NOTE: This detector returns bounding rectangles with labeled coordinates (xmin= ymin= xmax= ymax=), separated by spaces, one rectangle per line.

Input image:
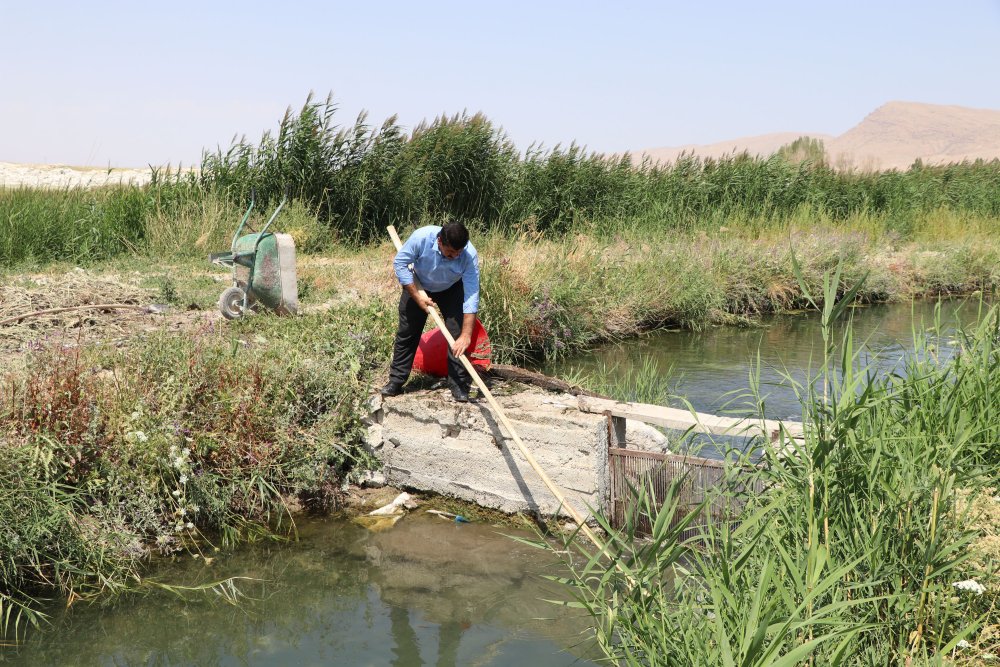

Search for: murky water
xmin=542 ymin=296 xmax=988 ymax=440
xmin=4 ymin=515 xmax=598 ymax=666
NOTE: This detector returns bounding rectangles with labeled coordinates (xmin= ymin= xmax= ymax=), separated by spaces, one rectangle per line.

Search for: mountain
xmin=635 ymin=101 xmax=1000 ymax=170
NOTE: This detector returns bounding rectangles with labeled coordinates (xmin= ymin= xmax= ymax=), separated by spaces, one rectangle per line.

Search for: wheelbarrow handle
xmin=231 ymin=199 xmax=256 ymax=249
xmin=258 ymin=198 xmax=287 ymax=237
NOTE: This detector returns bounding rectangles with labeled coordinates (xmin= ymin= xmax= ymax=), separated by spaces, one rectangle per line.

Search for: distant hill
xmin=636 ymin=101 xmax=1000 ymax=171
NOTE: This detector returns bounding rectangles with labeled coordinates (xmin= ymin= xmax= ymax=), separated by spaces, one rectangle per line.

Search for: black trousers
xmin=388 ymin=280 xmax=471 ymax=390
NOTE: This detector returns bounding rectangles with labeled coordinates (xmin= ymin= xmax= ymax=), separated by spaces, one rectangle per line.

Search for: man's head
xmin=437 ymin=221 xmax=469 ymax=260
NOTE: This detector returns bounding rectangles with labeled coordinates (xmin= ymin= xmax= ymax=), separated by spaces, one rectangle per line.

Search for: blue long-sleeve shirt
xmin=393 ymin=226 xmax=480 ymax=314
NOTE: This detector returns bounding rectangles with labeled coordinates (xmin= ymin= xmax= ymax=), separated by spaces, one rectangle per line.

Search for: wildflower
xmin=181 ymin=448 xmax=190 ymax=458
xmin=190 ymin=504 xmax=200 ymax=513
xmin=172 ymin=489 xmax=181 ymax=497
xmin=175 ymin=523 xmax=184 ymax=532
xmin=186 ymin=522 xmax=194 ymax=529
xmin=956 ymin=639 xmax=971 ymax=649
xmin=179 ymin=507 xmax=187 ymax=516
xmin=179 ymin=474 xmax=188 ymax=485
xmin=953 ymin=579 xmax=986 ymax=595
xmin=173 ymin=457 xmax=185 ymax=469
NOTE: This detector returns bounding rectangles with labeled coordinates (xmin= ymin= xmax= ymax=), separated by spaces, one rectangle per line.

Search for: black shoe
xmin=380 ymin=382 xmax=404 ymax=397
xmin=450 ymin=385 xmax=470 ymax=403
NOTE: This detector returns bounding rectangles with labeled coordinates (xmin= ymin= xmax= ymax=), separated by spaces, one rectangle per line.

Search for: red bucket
xmin=413 ymin=319 xmax=492 ymax=377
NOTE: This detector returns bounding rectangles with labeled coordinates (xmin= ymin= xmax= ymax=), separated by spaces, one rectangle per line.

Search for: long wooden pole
xmin=387 ymin=226 xmax=604 ymax=548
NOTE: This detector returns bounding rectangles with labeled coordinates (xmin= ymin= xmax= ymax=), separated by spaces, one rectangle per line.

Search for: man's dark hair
xmin=439 ymin=221 xmax=469 ymax=250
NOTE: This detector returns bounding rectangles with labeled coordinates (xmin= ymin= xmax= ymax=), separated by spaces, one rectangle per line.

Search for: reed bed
xmin=6 ymin=93 xmax=1000 ymax=270
xmin=546 ymin=274 xmax=1000 ymax=665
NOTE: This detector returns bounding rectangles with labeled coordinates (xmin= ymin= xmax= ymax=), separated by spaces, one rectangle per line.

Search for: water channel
xmin=5 ymin=297 xmax=988 ymax=665
xmin=6 ymin=515 xmax=599 ymax=666
xmin=543 ymin=296 xmax=987 ymax=425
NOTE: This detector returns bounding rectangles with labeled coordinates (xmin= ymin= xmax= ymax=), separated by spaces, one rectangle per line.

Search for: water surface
xmin=6 ymin=515 xmax=597 ymax=666
xmin=542 ymin=297 xmax=986 ymax=428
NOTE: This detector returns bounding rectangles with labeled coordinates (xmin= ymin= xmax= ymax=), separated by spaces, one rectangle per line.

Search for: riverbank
xmin=2 ymin=221 xmax=999 ymax=658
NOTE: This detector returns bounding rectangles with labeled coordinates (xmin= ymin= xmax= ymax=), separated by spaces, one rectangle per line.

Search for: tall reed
xmin=7 ymin=93 xmax=1000 ymax=268
xmin=545 ymin=272 xmax=999 ymax=664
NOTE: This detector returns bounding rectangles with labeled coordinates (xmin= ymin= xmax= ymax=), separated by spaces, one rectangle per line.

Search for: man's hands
xmin=416 ymin=293 xmax=436 ymax=313
xmin=405 ymin=283 xmax=436 ymax=313
xmin=452 ymin=313 xmax=476 ymax=358
xmin=407 ymin=284 xmax=475 ymax=358
xmin=451 ymin=332 xmax=471 ymax=357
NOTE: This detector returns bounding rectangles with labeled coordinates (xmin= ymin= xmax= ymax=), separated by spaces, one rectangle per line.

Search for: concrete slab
xmin=366 ymin=383 xmax=668 ymax=519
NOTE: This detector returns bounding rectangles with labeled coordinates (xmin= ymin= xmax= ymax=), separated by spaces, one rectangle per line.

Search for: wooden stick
xmin=0 ymin=303 xmax=154 ymax=327
xmin=387 ymin=226 xmax=604 ymax=548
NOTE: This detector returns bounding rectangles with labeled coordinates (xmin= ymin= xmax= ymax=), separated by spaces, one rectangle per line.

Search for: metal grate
xmin=608 ymin=448 xmax=763 ymax=540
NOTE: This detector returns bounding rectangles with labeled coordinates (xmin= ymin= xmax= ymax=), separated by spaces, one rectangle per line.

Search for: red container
xmin=413 ymin=319 xmax=492 ymax=377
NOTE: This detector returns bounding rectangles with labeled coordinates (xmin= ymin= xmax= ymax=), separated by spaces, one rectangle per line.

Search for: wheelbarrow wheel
xmin=218 ymin=286 xmax=247 ymax=320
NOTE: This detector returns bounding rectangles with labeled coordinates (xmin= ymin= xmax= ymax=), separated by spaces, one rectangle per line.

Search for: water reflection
xmin=5 ymin=515 xmax=597 ymax=666
xmin=543 ymin=297 xmax=986 ymax=422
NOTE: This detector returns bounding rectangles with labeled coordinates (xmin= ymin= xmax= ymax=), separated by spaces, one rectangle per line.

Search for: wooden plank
xmin=578 ymin=395 xmax=803 ymax=439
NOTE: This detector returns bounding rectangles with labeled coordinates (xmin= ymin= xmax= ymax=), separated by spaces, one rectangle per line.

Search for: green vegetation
xmin=3 ymin=94 xmax=1000 ymax=658
xmin=544 ymin=275 xmax=1000 ymax=664
xmin=0 ymin=303 xmax=393 ymax=640
xmin=776 ymin=135 xmax=828 ymax=165
xmin=5 ymin=93 xmax=1000 ymax=268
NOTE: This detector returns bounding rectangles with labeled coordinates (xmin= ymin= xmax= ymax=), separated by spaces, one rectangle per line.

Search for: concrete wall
xmin=365 ymin=385 xmax=668 ymax=520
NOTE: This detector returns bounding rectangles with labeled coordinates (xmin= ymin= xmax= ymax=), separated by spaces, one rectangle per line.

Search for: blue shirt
xmin=393 ymin=226 xmax=480 ymax=314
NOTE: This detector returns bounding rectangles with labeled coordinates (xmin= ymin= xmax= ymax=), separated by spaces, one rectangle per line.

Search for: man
xmin=381 ymin=221 xmax=480 ymax=402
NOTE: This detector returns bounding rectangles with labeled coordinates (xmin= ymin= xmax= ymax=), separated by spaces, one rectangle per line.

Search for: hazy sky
xmin=3 ymin=1 xmax=999 ymax=167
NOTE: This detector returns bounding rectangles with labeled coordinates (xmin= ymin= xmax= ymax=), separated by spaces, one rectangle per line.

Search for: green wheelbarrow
xmin=209 ymin=197 xmax=299 ymax=320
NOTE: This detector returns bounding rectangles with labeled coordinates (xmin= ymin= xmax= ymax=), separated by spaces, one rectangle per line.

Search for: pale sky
xmin=3 ymin=0 xmax=999 ymax=167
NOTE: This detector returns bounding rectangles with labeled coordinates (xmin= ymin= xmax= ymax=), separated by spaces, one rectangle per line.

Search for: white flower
xmin=955 ymin=639 xmax=971 ymax=649
xmin=179 ymin=507 xmax=187 ymax=516
xmin=171 ymin=489 xmax=181 ymax=497
xmin=169 ymin=445 xmax=178 ymax=455
xmin=175 ymin=523 xmax=184 ymax=532
xmin=181 ymin=448 xmax=190 ymax=458
xmin=173 ymin=457 xmax=185 ymax=469
xmin=953 ymin=579 xmax=986 ymax=595
xmin=179 ymin=474 xmax=188 ymax=485
xmin=186 ymin=522 xmax=194 ymax=529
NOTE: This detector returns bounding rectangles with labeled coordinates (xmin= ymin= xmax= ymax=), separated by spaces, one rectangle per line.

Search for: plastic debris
xmin=368 ymin=492 xmax=417 ymax=516
xmin=427 ymin=509 xmax=472 ymax=523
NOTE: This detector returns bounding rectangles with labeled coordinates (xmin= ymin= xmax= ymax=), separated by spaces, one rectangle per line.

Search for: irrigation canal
xmin=542 ymin=296 xmax=986 ymax=439
xmin=6 ymin=296 xmax=986 ymax=665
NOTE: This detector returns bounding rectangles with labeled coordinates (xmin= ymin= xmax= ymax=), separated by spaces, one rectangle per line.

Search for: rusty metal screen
xmin=608 ymin=448 xmax=762 ymax=540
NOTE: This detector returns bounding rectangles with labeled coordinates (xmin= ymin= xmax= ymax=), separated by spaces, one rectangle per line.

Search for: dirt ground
xmin=0 ymin=249 xmax=402 ymax=361
xmin=0 ymin=269 xmax=218 ymax=358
